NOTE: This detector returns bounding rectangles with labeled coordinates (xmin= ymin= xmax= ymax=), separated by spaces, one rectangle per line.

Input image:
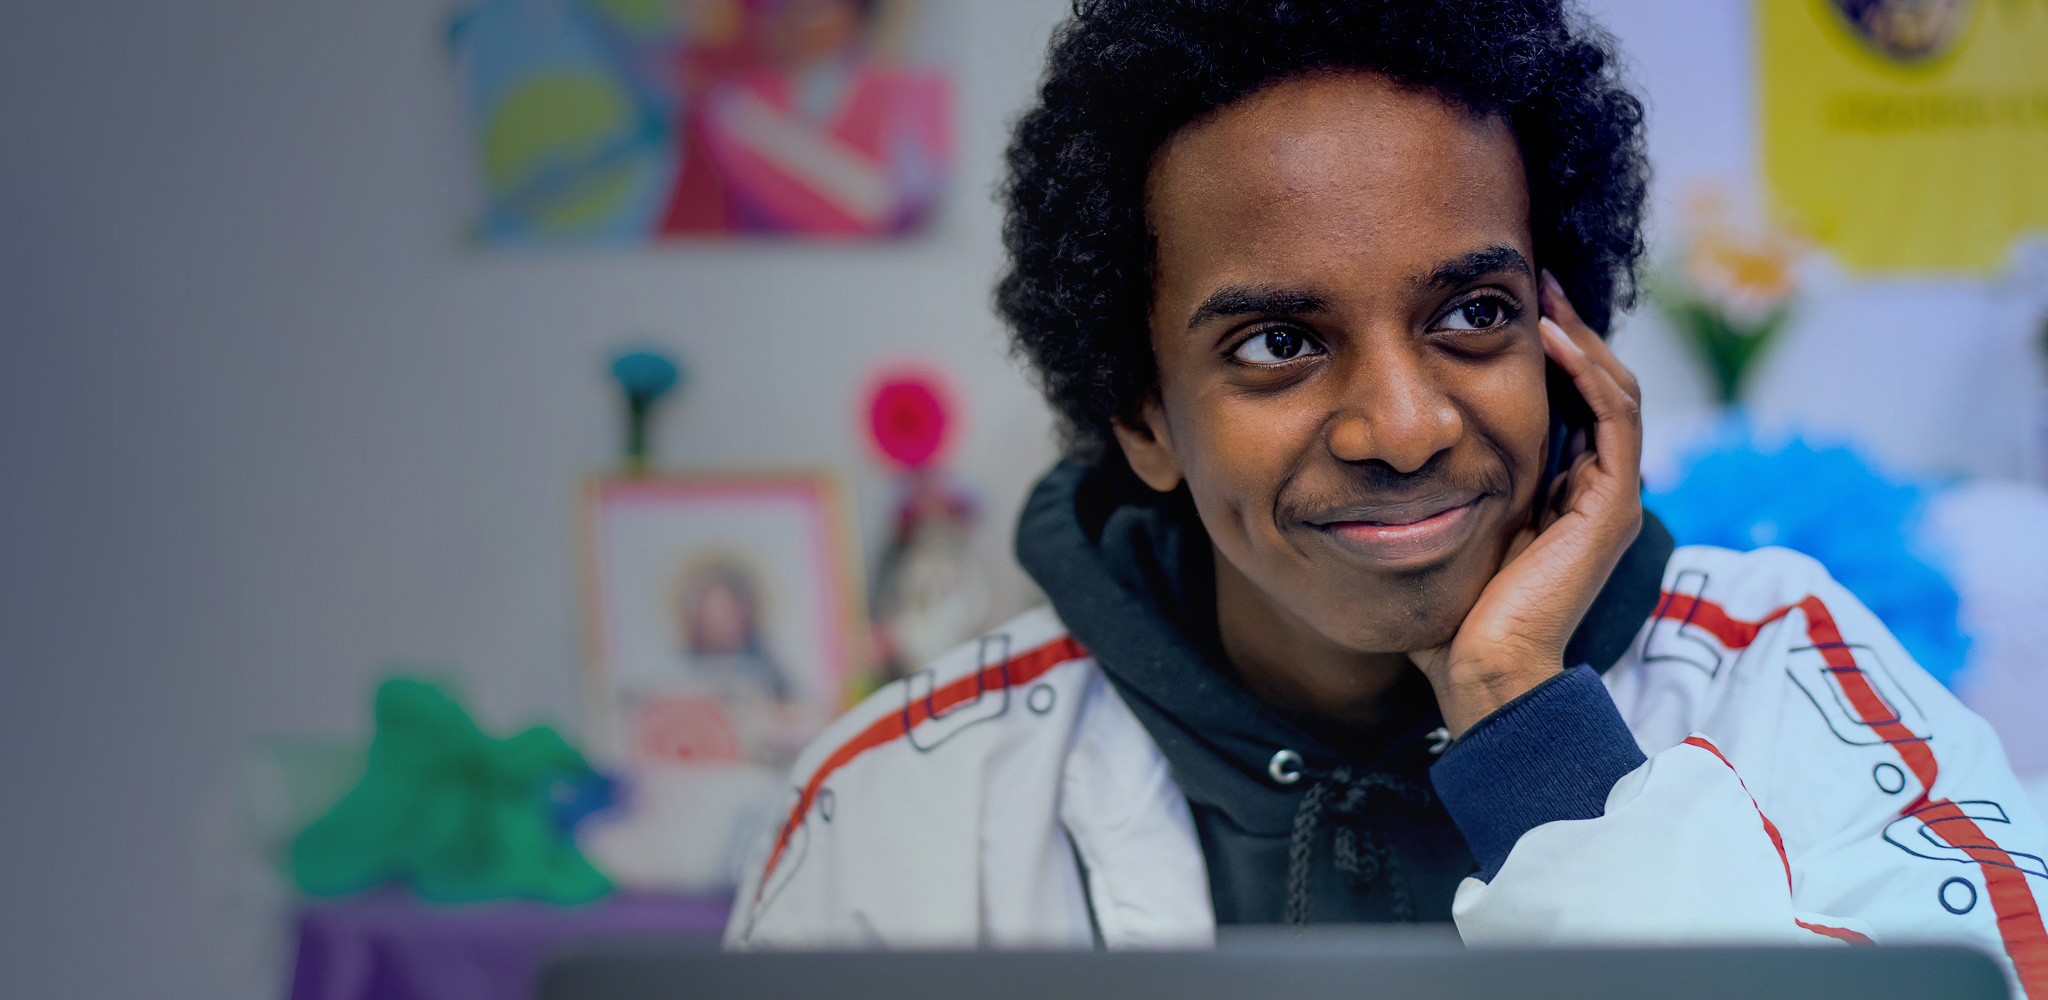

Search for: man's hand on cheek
xmin=1409 ymin=271 xmax=1643 ymax=738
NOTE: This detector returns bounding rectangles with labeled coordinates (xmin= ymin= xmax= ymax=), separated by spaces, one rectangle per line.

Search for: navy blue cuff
xmin=1428 ymin=664 xmax=1647 ymax=881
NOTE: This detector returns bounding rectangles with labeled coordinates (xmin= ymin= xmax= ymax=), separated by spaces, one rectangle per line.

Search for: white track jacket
xmin=726 ymin=543 xmax=2048 ymax=999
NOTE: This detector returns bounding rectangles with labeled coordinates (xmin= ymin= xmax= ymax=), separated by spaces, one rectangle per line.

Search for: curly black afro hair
xmin=996 ymin=0 xmax=1649 ymax=465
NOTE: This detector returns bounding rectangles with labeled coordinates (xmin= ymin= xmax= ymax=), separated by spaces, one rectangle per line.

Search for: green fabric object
xmin=291 ymin=678 xmax=612 ymax=904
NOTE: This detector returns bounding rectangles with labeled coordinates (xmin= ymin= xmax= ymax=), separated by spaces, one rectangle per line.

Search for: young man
xmin=726 ymin=2 xmax=2048 ymax=993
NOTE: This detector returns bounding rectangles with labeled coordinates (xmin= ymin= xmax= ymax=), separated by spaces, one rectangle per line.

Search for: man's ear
xmin=1112 ymin=397 xmax=1184 ymax=493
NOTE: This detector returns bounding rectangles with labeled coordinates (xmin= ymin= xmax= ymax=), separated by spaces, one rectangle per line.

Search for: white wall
xmin=1 ymin=1 xmax=2037 ymax=997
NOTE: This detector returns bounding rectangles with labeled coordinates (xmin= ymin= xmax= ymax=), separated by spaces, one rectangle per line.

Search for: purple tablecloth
xmin=289 ymin=890 xmax=731 ymax=1000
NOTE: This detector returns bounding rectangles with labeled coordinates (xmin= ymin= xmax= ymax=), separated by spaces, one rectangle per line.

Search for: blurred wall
xmin=0 ymin=1 xmax=1072 ymax=995
xmin=1593 ymin=1 xmax=2045 ymax=488
xmin=1 ymin=1 xmax=2039 ymax=997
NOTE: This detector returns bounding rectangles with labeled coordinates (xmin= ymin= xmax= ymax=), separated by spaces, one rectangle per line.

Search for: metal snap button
xmin=1268 ymin=748 xmax=1303 ymax=785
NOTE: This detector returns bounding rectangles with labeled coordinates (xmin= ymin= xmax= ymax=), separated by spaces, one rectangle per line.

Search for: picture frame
xmin=580 ymin=473 xmax=866 ymax=769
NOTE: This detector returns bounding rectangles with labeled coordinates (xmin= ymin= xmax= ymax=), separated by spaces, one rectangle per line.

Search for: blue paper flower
xmin=1646 ymin=421 xmax=1971 ymax=688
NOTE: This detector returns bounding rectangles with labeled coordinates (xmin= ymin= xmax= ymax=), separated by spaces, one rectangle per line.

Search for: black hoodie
xmin=1015 ymin=459 xmax=1674 ymax=926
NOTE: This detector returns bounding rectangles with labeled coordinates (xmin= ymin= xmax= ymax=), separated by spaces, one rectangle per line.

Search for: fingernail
xmin=1540 ymin=316 xmax=1581 ymax=352
xmin=1541 ymin=269 xmax=1565 ymax=298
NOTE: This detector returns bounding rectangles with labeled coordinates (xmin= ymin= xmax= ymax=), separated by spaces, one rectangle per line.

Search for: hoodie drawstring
xmin=1283 ymin=766 xmax=1433 ymax=926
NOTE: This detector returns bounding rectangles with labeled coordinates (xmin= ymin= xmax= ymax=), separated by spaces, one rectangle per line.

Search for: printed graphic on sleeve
xmin=735 ymin=632 xmax=1089 ymax=940
xmin=1644 ymin=570 xmax=1727 ymax=677
xmin=904 ymin=633 xmax=1012 ymax=752
xmin=1786 ymin=641 xmax=1932 ymax=749
xmin=1886 ymin=801 xmax=2048 ymax=880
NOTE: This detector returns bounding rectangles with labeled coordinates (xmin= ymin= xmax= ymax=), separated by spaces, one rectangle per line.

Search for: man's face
xmin=1128 ymin=71 xmax=1549 ymax=656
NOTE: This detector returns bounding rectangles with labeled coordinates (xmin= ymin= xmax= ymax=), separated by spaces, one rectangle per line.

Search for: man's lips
xmin=1307 ymin=490 xmax=1486 ymax=529
xmin=1306 ymin=492 xmax=1489 ymax=565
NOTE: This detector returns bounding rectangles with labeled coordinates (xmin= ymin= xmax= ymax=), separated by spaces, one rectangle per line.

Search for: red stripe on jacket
xmin=751 ymin=634 xmax=1090 ymax=904
xmin=1656 ymin=591 xmax=2048 ymax=993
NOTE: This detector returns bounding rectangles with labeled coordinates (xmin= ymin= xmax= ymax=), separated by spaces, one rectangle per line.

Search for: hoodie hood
xmin=1014 ymin=457 xmax=1675 ymax=837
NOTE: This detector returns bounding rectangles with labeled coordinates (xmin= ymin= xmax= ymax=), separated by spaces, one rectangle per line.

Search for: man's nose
xmin=1323 ymin=342 xmax=1463 ymax=474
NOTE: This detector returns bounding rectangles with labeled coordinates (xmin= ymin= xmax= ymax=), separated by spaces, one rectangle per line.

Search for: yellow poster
xmin=1760 ymin=0 xmax=2048 ymax=273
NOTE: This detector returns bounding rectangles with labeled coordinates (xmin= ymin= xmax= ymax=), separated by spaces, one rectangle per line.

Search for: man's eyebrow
xmin=1185 ymin=285 xmax=1331 ymax=330
xmin=1419 ymin=246 xmax=1532 ymax=290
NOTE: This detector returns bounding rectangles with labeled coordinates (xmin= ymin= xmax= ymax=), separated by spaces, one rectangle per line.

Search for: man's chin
xmin=1290 ymin=588 xmax=1468 ymax=658
xmin=1298 ymin=554 xmax=1496 ymax=657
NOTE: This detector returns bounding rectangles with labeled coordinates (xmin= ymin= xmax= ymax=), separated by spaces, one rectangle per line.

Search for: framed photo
xmin=581 ymin=474 xmax=865 ymax=770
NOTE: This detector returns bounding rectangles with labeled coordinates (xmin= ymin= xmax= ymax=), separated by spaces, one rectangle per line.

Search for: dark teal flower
xmin=611 ymin=350 xmax=681 ymax=407
xmin=610 ymin=349 xmax=684 ymax=475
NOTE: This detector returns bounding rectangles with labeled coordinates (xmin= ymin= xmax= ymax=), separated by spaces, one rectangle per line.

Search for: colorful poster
xmin=453 ymin=0 xmax=951 ymax=242
xmin=1760 ymin=0 xmax=2048 ymax=273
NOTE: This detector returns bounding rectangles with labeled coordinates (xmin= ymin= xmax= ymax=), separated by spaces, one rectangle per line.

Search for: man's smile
xmin=1305 ymin=490 xmax=1490 ymax=568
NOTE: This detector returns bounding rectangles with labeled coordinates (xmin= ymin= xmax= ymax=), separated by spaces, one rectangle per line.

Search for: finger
xmin=1539 ymin=269 xmax=1587 ymax=329
xmin=1557 ymin=449 xmax=1600 ymax=518
xmin=1541 ymin=270 xmax=1641 ymax=405
xmin=1540 ymin=316 xmax=1632 ymax=425
xmin=1541 ymin=317 xmax=1641 ymax=483
xmin=1533 ymin=447 xmax=1597 ymax=532
xmin=1541 ymin=270 xmax=1640 ymax=404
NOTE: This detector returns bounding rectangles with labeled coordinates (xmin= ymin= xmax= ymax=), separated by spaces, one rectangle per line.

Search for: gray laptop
xmin=536 ymin=926 xmax=2008 ymax=1000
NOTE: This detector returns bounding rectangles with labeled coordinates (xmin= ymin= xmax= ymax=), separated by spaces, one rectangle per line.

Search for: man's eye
xmin=1440 ymin=297 xmax=1508 ymax=331
xmin=1231 ymin=329 xmax=1321 ymax=365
